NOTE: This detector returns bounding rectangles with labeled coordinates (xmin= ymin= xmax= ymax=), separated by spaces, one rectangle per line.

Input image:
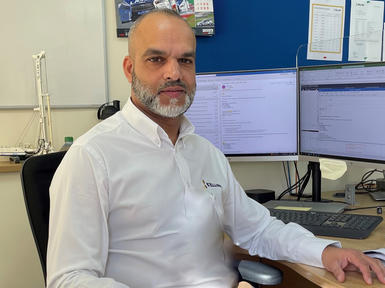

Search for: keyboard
xmin=269 ymin=209 xmax=383 ymax=239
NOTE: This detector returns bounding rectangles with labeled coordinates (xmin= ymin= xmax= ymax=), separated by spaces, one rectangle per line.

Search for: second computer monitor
xmin=185 ymin=68 xmax=298 ymax=161
xmin=299 ymin=62 xmax=385 ymax=167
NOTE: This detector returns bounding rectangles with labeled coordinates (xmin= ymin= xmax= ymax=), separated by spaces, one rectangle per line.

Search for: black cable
xmin=285 ymin=161 xmax=312 ymax=198
xmin=290 ymin=161 xmax=300 ymax=196
xmin=277 ymin=169 xmax=311 ymax=200
xmin=297 ymin=166 xmax=312 ymax=201
xmin=355 ymin=169 xmax=385 ymax=192
xmin=282 ymin=161 xmax=289 ymax=189
xmin=294 ymin=161 xmax=299 ymax=177
xmin=357 ymin=170 xmax=377 ymax=191
xmin=277 ymin=181 xmax=301 ymax=200
xmin=277 ymin=175 xmax=304 ymax=199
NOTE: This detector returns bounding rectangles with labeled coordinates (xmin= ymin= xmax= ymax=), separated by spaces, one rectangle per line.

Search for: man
xmin=47 ymin=9 xmax=385 ymax=288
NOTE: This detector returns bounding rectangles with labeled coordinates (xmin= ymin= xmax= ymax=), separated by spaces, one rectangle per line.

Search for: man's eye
xmin=148 ymin=57 xmax=164 ymax=63
xmin=179 ymin=58 xmax=194 ymax=64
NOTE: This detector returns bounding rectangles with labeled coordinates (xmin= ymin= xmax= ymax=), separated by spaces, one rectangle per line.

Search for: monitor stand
xmin=264 ymin=161 xmax=347 ymax=213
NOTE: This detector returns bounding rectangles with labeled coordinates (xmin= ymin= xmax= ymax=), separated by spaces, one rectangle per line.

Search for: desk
xmin=0 ymin=161 xmax=22 ymax=173
xmin=233 ymin=192 xmax=385 ymax=287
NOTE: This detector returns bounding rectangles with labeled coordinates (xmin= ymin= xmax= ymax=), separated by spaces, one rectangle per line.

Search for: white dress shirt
xmin=47 ymin=99 xmax=339 ymax=288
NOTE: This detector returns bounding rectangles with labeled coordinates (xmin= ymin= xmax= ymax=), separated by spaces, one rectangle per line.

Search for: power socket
xmin=344 ymin=184 xmax=356 ymax=205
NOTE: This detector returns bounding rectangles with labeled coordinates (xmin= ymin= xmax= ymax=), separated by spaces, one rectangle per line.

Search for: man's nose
xmin=163 ymin=59 xmax=181 ymax=81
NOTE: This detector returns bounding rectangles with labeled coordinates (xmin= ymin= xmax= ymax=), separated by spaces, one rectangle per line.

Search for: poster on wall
xmin=306 ymin=0 xmax=345 ymax=61
xmin=114 ymin=0 xmax=215 ymax=37
xmin=348 ymin=0 xmax=384 ymax=62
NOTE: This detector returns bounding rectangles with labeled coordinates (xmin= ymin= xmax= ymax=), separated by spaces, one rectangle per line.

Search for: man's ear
xmin=123 ymin=56 xmax=133 ymax=83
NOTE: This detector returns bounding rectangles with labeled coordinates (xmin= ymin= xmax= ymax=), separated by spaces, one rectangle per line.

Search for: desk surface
xmin=0 ymin=161 xmax=22 ymax=173
xmin=234 ymin=191 xmax=385 ymax=288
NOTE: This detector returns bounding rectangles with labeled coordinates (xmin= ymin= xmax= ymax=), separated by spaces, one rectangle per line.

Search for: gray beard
xmin=132 ymin=72 xmax=195 ymax=118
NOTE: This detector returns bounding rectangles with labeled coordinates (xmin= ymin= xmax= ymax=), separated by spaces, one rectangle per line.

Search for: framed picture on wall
xmin=114 ymin=0 xmax=215 ymax=37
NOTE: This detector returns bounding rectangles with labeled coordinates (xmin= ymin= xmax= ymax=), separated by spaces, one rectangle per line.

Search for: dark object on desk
xmin=97 ymin=100 xmax=120 ymax=120
xmin=10 ymin=155 xmax=30 ymax=163
xmin=20 ymin=151 xmax=67 ymax=283
xmin=246 ymin=189 xmax=275 ymax=204
xmin=370 ymin=191 xmax=385 ymax=201
xmin=20 ymin=151 xmax=282 ymax=286
xmin=376 ymin=178 xmax=385 ymax=191
xmin=269 ymin=209 xmax=383 ymax=239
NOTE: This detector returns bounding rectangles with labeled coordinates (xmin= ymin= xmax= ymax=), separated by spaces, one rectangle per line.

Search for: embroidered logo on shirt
xmin=202 ymin=180 xmax=222 ymax=189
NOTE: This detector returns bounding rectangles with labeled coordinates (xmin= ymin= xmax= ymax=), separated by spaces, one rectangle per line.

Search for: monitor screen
xmin=299 ymin=62 xmax=385 ymax=166
xmin=185 ymin=68 xmax=298 ymax=161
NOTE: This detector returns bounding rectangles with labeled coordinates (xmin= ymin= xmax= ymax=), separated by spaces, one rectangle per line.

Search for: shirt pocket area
xmin=206 ymin=186 xmax=225 ymax=226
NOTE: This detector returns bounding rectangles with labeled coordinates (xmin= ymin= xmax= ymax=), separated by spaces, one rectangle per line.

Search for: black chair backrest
xmin=20 ymin=151 xmax=66 ymax=281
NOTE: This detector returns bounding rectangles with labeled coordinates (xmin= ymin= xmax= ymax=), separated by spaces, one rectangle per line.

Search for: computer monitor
xmin=185 ymin=68 xmax=298 ymax=161
xmin=299 ymin=62 xmax=385 ymax=201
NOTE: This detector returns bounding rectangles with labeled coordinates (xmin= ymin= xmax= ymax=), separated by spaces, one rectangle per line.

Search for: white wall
xmin=0 ymin=2 xmax=125 ymax=287
xmin=0 ymin=1 xmax=373 ymax=287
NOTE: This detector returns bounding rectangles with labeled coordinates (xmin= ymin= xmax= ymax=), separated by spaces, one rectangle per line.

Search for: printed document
xmin=348 ymin=0 xmax=384 ymax=62
xmin=307 ymin=0 xmax=345 ymax=61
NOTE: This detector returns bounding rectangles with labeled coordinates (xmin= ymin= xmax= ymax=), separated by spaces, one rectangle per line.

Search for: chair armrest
xmin=238 ymin=260 xmax=282 ymax=286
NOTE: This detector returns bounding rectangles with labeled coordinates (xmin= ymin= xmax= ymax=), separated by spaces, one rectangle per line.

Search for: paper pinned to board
xmin=307 ymin=0 xmax=345 ymax=61
xmin=319 ymin=158 xmax=347 ymax=180
xmin=348 ymin=0 xmax=384 ymax=61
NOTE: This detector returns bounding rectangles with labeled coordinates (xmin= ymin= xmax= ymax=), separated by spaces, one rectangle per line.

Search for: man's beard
xmin=132 ymin=71 xmax=195 ymax=118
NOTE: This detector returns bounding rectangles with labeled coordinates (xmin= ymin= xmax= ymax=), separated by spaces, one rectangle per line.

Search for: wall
xmin=197 ymin=0 xmax=385 ymax=72
xmin=0 ymin=1 xmax=373 ymax=288
xmin=1 ymin=0 xmax=108 ymax=108
xmin=0 ymin=2 xmax=127 ymax=287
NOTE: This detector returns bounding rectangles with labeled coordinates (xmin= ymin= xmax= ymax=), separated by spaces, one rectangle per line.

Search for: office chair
xmin=21 ymin=151 xmax=66 ymax=283
xmin=20 ymin=151 xmax=282 ymax=287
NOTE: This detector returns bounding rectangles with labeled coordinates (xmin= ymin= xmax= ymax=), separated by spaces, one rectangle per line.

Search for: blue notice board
xmin=195 ymin=0 xmax=385 ymax=73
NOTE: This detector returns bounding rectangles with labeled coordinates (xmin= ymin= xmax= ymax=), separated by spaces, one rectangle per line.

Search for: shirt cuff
xmin=296 ymin=236 xmax=341 ymax=268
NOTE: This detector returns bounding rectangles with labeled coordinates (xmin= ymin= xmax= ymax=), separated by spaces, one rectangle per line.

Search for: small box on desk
xmin=245 ymin=189 xmax=275 ymax=204
xmin=376 ymin=178 xmax=385 ymax=191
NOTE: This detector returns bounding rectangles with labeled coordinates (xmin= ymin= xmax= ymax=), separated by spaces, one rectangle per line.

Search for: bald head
xmin=127 ymin=9 xmax=195 ymax=57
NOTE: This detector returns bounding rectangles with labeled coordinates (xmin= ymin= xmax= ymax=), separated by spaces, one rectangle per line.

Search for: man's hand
xmin=322 ymin=246 xmax=385 ymax=285
xmin=237 ymin=281 xmax=253 ymax=288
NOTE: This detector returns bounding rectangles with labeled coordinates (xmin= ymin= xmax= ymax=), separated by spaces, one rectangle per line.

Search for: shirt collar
xmin=121 ymin=98 xmax=195 ymax=146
